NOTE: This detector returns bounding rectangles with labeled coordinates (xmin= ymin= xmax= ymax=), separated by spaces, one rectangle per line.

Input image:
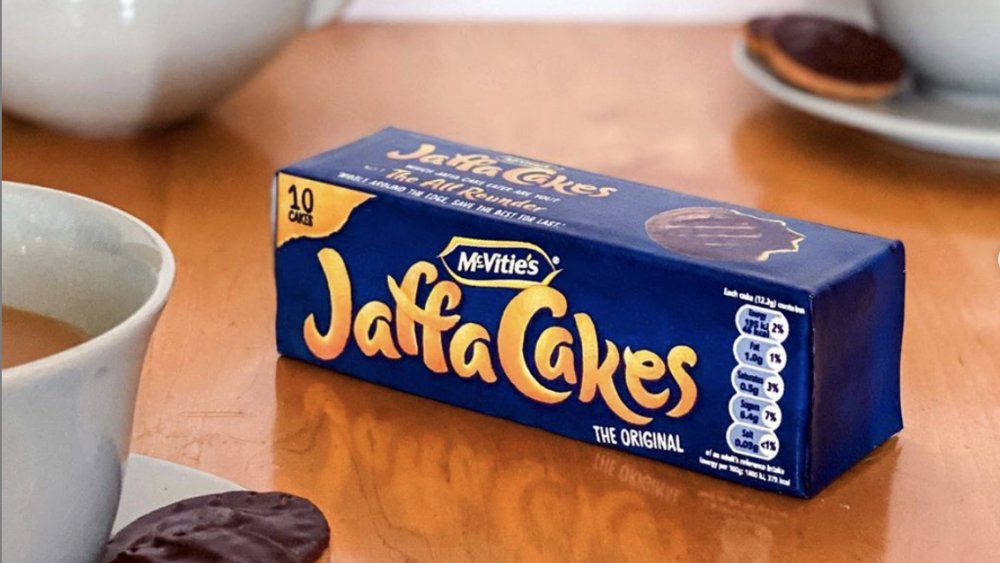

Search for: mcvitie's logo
xmin=439 ymin=237 xmax=561 ymax=289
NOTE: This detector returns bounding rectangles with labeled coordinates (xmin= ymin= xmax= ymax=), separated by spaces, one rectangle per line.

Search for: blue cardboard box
xmin=274 ymin=127 xmax=904 ymax=497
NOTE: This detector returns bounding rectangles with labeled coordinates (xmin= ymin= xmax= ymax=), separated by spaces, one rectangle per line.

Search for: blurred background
xmin=313 ymin=0 xmax=868 ymax=23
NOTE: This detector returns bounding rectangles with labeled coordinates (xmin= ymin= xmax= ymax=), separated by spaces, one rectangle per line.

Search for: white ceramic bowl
xmin=2 ymin=182 xmax=175 ymax=563
xmin=872 ymin=0 xmax=1000 ymax=97
xmin=1 ymin=0 xmax=317 ymax=136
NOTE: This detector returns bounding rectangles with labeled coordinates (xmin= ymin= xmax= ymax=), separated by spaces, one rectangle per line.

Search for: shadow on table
xmin=273 ymin=358 xmax=899 ymax=561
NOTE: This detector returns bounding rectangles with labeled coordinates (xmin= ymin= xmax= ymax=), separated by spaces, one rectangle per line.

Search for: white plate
xmin=112 ymin=453 xmax=244 ymax=533
xmin=732 ymin=40 xmax=1000 ymax=159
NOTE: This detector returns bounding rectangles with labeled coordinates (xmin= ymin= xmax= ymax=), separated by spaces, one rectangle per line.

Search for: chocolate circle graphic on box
xmin=645 ymin=207 xmax=804 ymax=262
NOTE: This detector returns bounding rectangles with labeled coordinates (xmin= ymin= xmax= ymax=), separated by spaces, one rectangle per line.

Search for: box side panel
xmin=274 ymin=175 xmax=816 ymax=495
xmin=807 ymin=242 xmax=905 ymax=495
xmin=284 ymin=127 xmax=904 ymax=295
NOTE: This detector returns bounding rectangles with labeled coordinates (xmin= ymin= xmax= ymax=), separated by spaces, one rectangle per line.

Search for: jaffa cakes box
xmin=273 ymin=127 xmax=904 ymax=497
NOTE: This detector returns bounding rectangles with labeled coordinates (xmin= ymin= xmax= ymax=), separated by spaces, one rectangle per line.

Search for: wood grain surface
xmin=3 ymin=24 xmax=999 ymax=562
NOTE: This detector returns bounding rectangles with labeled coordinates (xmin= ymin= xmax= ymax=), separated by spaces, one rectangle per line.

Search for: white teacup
xmin=1 ymin=0 xmax=338 ymax=136
xmin=2 ymin=182 xmax=175 ymax=562
xmin=871 ymin=0 xmax=1000 ymax=97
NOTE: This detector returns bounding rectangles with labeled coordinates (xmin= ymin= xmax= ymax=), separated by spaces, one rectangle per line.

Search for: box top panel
xmin=282 ymin=127 xmax=901 ymax=293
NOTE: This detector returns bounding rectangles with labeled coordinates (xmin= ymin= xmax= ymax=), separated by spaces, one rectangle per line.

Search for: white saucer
xmin=112 ymin=454 xmax=244 ymax=533
xmin=732 ymin=40 xmax=1000 ymax=159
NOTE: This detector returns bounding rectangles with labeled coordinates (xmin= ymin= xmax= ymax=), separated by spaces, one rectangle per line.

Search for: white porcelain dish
xmin=1 ymin=0 xmax=341 ymax=136
xmin=113 ymin=454 xmax=244 ymax=534
xmin=732 ymin=40 xmax=1000 ymax=160
xmin=872 ymin=0 xmax=1000 ymax=95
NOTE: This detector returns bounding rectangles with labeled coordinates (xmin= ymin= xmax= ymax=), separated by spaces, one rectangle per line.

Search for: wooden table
xmin=4 ymin=24 xmax=999 ymax=562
